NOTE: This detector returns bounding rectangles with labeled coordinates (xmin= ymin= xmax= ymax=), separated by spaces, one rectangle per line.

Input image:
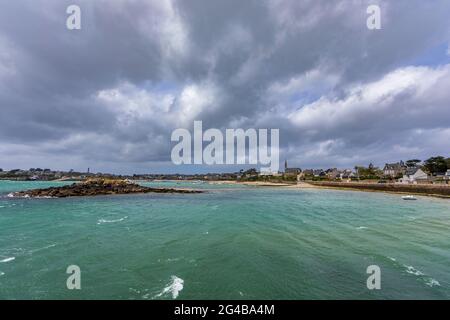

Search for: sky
xmin=0 ymin=0 xmax=449 ymax=174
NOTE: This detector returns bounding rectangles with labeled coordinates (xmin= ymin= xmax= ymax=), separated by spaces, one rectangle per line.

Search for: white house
xmin=339 ymin=169 xmax=355 ymax=180
xmin=445 ymin=169 xmax=450 ymax=180
xmin=399 ymin=167 xmax=428 ymax=184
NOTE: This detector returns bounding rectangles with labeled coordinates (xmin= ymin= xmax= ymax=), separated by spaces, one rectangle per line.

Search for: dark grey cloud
xmin=0 ymin=0 xmax=449 ymax=173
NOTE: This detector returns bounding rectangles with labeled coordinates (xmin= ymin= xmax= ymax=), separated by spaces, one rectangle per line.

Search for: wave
xmin=403 ymin=264 xmax=441 ymax=287
xmin=97 ymin=216 xmax=128 ymax=225
xmin=404 ymin=265 xmax=424 ymax=276
xmin=153 ymin=276 xmax=184 ymax=299
xmin=6 ymin=193 xmax=55 ymax=199
xmin=388 ymin=258 xmax=440 ymax=288
xmin=356 ymin=226 xmax=368 ymax=230
xmin=0 ymin=204 xmax=18 ymax=209
xmin=30 ymin=244 xmax=57 ymax=254
xmin=425 ymin=278 xmax=441 ymax=287
xmin=0 ymin=257 xmax=15 ymax=263
xmin=8 ymin=193 xmax=30 ymax=198
xmin=0 ymin=271 xmax=4 ymax=276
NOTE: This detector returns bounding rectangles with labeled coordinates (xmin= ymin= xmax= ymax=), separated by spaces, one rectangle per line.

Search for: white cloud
xmin=179 ymin=84 xmax=215 ymax=121
xmin=267 ymin=67 xmax=340 ymax=102
xmin=133 ymin=0 xmax=190 ymax=60
xmin=96 ymin=80 xmax=222 ymax=128
xmin=288 ymin=64 xmax=450 ymax=131
xmin=96 ymin=83 xmax=175 ymax=129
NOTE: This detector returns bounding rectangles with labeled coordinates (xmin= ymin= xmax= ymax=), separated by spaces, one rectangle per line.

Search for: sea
xmin=0 ymin=180 xmax=449 ymax=299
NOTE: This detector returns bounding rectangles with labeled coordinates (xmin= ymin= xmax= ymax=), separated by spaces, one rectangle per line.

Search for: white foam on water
xmin=142 ymin=293 xmax=151 ymax=299
xmin=402 ymin=264 xmax=441 ymax=288
xmin=0 ymin=257 xmax=15 ymax=263
xmin=404 ymin=265 xmax=424 ymax=276
xmin=97 ymin=216 xmax=128 ymax=225
xmin=0 ymin=206 xmax=5 ymax=208
xmin=0 ymin=271 xmax=4 ymax=276
xmin=30 ymin=244 xmax=57 ymax=254
xmin=388 ymin=257 xmax=396 ymax=262
xmin=129 ymin=288 xmax=141 ymax=294
xmin=7 ymin=194 xmax=29 ymax=199
xmin=356 ymin=226 xmax=368 ymax=230
xmin=425 ymin=278 xmax=440 ymax=287
xmin=154 ymin=276 xmax=184 ymax=299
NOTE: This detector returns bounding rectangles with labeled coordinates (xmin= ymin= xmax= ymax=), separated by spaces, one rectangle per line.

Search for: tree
xmin=244 ymin=168 xmax=258 ymax=175
xmin=354 ymin=166 xmax=360 ymax=179
xmin=406 ymin=159 xmax=421 ymax=167
xmin=424 ymin=156 xmax=447 ymax=174
xmin=355 ymin=164 xmax=382 ymax=179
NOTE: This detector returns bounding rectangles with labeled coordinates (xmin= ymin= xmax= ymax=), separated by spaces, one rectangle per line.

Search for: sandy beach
xmin=208 ymin=180 xmax=294 ymax=187
xmin=208 ymin=180 xmax=450 ymax=199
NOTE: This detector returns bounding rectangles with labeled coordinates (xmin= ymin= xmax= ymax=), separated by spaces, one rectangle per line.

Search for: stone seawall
xmin=308 ymin=182 xmax=450 ymax=198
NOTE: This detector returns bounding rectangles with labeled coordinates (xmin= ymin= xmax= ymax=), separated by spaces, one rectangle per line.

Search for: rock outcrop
xmin=11 ymin=179 xmax=203 ymax=198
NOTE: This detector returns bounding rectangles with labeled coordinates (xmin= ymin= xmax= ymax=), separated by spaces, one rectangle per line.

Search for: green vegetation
xmin=406 ymin=159 xmax=421 ymax=167
xmin=355 ymin=163 xmax=383 ymax=180
xmin=423 ymin=156 xmax=448 ymax=174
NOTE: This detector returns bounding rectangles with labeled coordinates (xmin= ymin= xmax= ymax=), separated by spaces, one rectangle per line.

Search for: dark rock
xmin=12 ymin=179 xmax=203 ymax=198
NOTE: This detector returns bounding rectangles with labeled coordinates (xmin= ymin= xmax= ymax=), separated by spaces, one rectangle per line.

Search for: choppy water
xmin=0 ymin=180 xmax=449 ymax=299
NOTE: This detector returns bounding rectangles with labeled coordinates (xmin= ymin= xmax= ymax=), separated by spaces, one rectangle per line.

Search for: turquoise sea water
xmin=0 ymin=180 xmax=449 ymax=300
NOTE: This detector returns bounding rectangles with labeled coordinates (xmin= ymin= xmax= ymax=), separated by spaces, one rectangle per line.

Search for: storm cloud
xmin=0 ymin=0 xmax=449 ymax=173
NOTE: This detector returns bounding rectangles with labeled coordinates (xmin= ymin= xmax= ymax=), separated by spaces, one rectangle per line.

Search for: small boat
xmin=402 ymin=195 xmax=417 ymax=200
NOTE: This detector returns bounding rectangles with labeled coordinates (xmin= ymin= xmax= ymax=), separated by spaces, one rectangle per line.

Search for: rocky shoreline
xmin=9 ymin=179 xmax=203 ymax=198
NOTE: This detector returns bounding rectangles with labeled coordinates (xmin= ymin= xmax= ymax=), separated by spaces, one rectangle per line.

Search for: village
xmin=1 ymin=156 xmax=449 ymax=185
xmin=232 ymin=156 xmax=450 ymax=186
